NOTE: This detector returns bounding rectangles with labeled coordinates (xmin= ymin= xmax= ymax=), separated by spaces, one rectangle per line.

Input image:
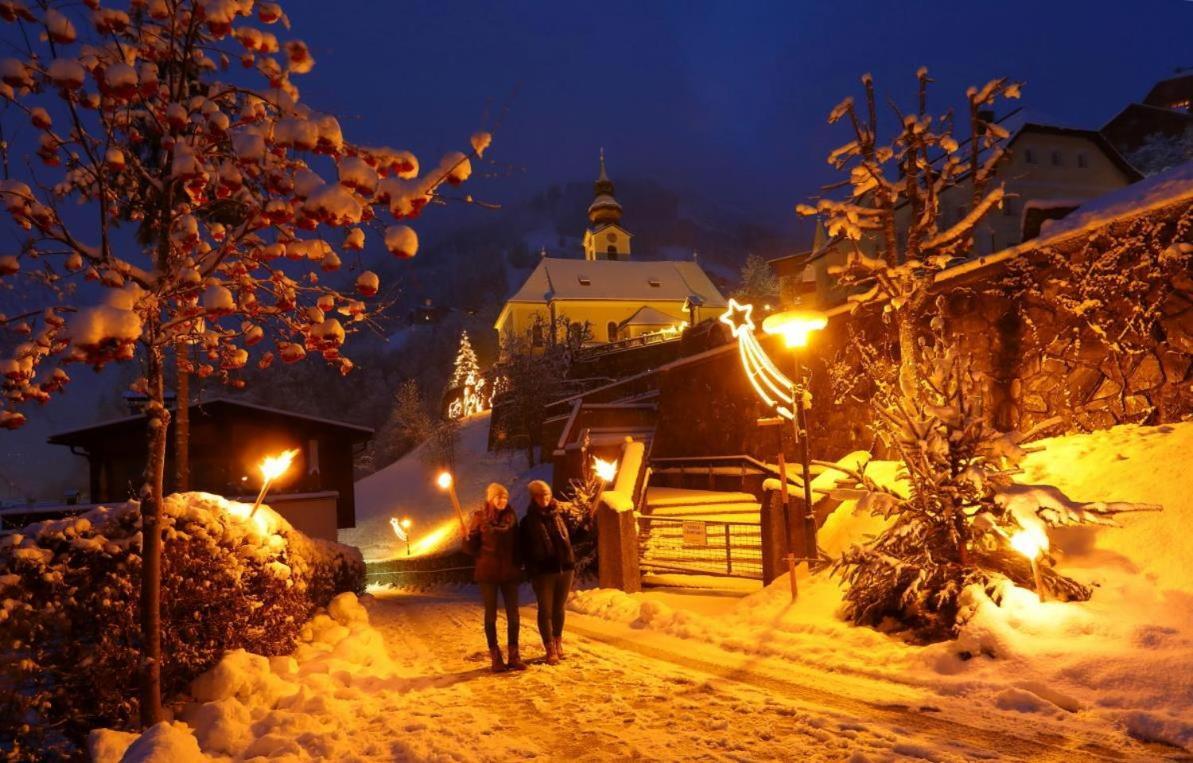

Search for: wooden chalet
xmin=47 ymin=397 xmax=372 ymax=540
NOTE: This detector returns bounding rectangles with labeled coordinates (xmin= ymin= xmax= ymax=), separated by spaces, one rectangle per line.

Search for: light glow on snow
xmin=408 ymin=519 xmax=455 ymax=557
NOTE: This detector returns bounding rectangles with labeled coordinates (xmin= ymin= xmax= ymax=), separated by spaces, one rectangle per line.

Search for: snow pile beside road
xmin=572 ymin=421 xmax=1193 ymax=753
xmin=93 ymin=592 xmax=523 ymax=761
xmin=343 ymin=412 xmax=551 ymax=561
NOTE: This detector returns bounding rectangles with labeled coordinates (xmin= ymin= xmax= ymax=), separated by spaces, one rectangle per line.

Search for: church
xmin=494 ymin=154 xmax=727 ymax=348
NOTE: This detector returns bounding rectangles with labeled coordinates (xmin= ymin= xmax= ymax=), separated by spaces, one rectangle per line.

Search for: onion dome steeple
xmin=587 ymin=148 xmax=623 ymax=227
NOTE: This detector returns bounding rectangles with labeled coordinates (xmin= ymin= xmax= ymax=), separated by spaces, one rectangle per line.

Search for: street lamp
xmin=401 ymin=517 xmax=413 ymax=556
xmin=761 ymin=309 xmax=827 ymax=561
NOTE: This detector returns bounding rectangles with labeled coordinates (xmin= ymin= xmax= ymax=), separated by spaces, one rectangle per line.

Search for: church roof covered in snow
xmin=503 ymin=257 xmax=727 ymax=306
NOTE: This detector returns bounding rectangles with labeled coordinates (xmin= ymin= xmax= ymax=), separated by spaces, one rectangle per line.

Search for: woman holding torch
xmin=519 ymin=480 xmax=580 ymax=666
xmin=462 ymin=483 xmax=526 ymax=673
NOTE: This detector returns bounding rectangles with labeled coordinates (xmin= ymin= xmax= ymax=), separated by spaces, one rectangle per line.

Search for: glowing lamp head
xmin=762 ymin=309 xmax=828 ymax=348
xmin=436 ymin=471 xmax=453 ymax=490
xmin=259 ymin=449 xmax=298 ymax=483
xmin=592 ymin=457 xmax=618 ymax=483
xmin=400 ymin=517 xmax=412 ymax=530
xmin=1010 ymin=526 xmax=1049 ymax=560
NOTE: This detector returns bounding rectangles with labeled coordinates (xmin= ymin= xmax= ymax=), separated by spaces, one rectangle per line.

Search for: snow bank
xmin=343 ymin=412 xmax=551 ymax=561
xmin=93 ymin=591 xmax=515 ymax=761
xmin=1 ymin=492 xmax=364 ymax=757
xmin=572 ymin=422 xmax=1193 ymax=753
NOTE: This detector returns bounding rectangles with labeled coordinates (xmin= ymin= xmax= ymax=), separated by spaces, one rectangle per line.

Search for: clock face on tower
xmin=606 ymin=232 xmax=616 ymax=242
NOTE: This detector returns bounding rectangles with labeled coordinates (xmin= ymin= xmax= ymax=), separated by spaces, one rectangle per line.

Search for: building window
xmin=648 ymin=278 xmax=661 ymax=287
xmin=1002 ymin=197 xmax=1017 ymax=217
xmin=532 ymin=323 xmax=544 ymax=347
xmin=607 ymin=321 xmax=619 ymax=342
xmin=1077 ymin=152 xmax=1088 ymax=168
xmin=1051 ymin=150 xmax=1063 ymax=166
xmin=1024 ymin=148 xmax=1036 ymax=164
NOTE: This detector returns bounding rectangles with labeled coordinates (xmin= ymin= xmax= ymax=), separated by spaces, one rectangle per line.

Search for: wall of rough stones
xmin=654 ymin=201 xmax=1193 ymax=462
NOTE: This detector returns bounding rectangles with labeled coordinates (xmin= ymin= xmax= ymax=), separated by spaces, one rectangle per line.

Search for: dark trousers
xmin=479 ymin=581 xmax=519 ymax=649
xmin=531 ymin=570 xmax=574 ymax=647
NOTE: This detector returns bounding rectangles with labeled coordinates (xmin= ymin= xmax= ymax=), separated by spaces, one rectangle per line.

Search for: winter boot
xmin=554 ymin=637 xmax=565 ymax=661
xmin=544 ymin=641 xmax=560 ymax=666
xmin=489 ymin=647 xmax=507 ymax=673
xmin=506 ymin=645 xmax=528 ymax=671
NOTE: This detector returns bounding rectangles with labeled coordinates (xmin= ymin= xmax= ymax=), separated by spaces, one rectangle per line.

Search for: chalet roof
xmin=619 ymin=305 xmax=679 ymax=327
xmin=48 ymin=396 xmax=374 ymax=445
xmin=503 ymin=257 xmax=727 ymax=306
xmin=1143 ymin=74 xmax=1193 ymax=109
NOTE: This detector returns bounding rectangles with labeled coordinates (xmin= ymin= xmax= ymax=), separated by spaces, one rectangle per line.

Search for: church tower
xmin=583 ymin=149 xmax=632 ymax=261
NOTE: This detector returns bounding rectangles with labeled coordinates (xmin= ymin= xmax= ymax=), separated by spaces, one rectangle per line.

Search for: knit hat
xmin=485 ymin=482 xmax=509 ymax=505
xmin=527 ymin=480 xmax=552 ymax=499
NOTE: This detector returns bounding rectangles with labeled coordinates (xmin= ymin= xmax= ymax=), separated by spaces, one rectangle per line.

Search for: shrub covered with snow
xmin=0 ymin=492 xmax=363 ymax=759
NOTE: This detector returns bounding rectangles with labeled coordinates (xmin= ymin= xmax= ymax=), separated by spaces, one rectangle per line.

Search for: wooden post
xmin=786 ymin=553 xmax=798 ymax=602
xmin=724 ymin=524 xmax=732 ymax=576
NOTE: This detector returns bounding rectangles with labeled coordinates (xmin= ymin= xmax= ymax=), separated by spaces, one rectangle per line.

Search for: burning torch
xmin=437 ymin=471 xmax=468 ymax=533
xmin=590 ymin=456 xmax=618 ymax=515
xmin=250 ymin=448 xmax=298 ymax=518
xmin=1010 ymin=525 xmax=1050 ymax=601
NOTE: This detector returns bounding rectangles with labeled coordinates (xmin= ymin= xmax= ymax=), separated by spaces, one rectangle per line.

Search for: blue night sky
xmin=289 ymin=0 xmax=1190 ymax=230
xmin=2 ymin=0 xmax=1190 ymax=498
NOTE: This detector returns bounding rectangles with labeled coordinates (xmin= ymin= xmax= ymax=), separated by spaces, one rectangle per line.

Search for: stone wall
xmin=654 ymin=200 xmax=1193 ymax=462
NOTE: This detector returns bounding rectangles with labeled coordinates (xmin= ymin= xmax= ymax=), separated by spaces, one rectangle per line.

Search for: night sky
xmin=2 ymin=0 xmax=1190 ymax=499
xmin=290 ymin=0 xmax=1190 ymax=230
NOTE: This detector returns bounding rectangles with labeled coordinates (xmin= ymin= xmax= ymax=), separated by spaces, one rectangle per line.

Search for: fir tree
xmin=732 ymin=253 xmax=780 ymax=307
xmin=450 ymin=330 xmax=481 ymax=390
xmin=828 ymin=303 xmax=1159 ymax=642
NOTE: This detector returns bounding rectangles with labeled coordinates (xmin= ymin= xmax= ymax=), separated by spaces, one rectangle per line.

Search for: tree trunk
xmin=138 ymin=339 xmax=170 ymax=728
xmin=897 ymin=313 xmax=919 ymax=398
xmin=174 ymin=341 xmax=189 ymax=492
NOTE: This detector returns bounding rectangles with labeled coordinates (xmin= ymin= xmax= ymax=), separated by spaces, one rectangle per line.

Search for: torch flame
xmin=436 ymin=471 xmax=453 ymax=490
xmin=260 ymin=449 xmax=299 ymax=482
xmin=592 ymin=457 xmax=618 ymax=483
xmin=1010 ymin=525 xmax=1049 ymax=560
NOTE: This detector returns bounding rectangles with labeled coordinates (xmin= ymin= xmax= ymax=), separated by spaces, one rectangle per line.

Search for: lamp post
xmin=762 ymin=309 xmax=827 ymax=562
xmin=250 ymin=448 xmax=299 ymax=518
xmin=401 ymin=517 xmax=413 ymax=556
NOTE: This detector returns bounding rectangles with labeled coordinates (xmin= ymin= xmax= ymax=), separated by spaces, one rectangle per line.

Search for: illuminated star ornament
xmin=719 ymin=299 xmax=798 ymax=420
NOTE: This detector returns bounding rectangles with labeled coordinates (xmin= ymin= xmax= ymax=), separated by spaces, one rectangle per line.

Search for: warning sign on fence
xmin=682 ymin=520 xmax=708 ymax=548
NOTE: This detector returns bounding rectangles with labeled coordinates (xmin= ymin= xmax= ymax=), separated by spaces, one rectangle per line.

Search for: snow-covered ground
xmin=571 ymin=421 xmax=1193 ymax=755
xmin=89 ymin=422 xmax=1191 ymax=761
xmin=96 ymin=589 xmax=1073 ymax=762
xmin=341 ymin=412 xmax=550 ymax=561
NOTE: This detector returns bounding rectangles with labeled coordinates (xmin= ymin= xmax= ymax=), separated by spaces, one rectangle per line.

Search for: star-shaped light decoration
xmin=719 ymin=298 xmax=755 ymax=338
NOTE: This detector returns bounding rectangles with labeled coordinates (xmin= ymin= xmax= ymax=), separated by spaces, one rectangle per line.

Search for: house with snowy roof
xmin=778 ymin=110 xmax=1144 ymax=309
xmin=494 ymin=153 xmax=727 ymax=350
xmin=46 ymin=397 xmax=371 ymax=540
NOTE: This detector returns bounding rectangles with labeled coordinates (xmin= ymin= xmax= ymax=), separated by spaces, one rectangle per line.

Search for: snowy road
xmin=364 ymin=589 xmax=1138 ymax=762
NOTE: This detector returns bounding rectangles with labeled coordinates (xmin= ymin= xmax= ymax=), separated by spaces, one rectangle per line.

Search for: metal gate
xmin=637 ymin=515 xmax=763 ymax=579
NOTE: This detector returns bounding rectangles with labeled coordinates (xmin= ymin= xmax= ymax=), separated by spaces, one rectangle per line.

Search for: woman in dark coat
xmin=519 ymin=480 xmax=577 ymax=665
xmin=462 ymin=482 xmax=526 ymax=672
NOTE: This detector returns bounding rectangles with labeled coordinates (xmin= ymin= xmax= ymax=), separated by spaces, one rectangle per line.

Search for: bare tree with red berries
xmin=0 ymin=0 xmax=489 ymax=725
